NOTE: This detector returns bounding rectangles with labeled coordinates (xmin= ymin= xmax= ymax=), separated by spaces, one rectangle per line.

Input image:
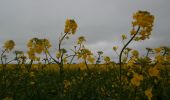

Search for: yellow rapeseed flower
xmin=155 ymin=55 xmax=164 ymax=63
xmin=64 ymin=19 xmax=78 ymax=34
xmin=131 ymin=11 xmax=154 ymax=40
xmin=131 ymin=73 xmax=143 ymax=87
xmin=77 ymin=36 xmax=86 ymax=44
xmin=154 ymin=48 xmax=162 ymax=53
xmin=27 ymin=49 xmax=36 ymax=60
xmin=27 ymin=38 xmax=51 ymax=60
xmin=121 ymin=34 xmax=127 ymax=40
xmin=87 ymin=56 xmax=95 ymax=64
xmin=104 ymin=56 xmax=111 ymax=64
xmin=3 ymin=40 xmax=15 ymax=51
xmin=145 ymin=88 xmax=152 ymax=100
xmin=78 ymin=62 xmax=86 ymax=71
xmin=149 ymin=67 xmax=159 ymax=77
xmin=78 ymin=48 xmax=93 ymax=60
xmin=132 ymin=50 xmax=139 ymax=58
xmin=166 ymin=54 xmax=170 ymax=61
xmin=113 ymin=46 xmax=118 ymax=51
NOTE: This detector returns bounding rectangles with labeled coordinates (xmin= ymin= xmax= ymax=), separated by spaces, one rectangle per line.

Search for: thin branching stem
xmin=119 ymin=26 xmax=140 ymax=98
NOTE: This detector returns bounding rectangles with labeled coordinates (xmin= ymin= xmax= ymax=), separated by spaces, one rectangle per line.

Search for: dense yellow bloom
xmin=154 ymin=48 xmax=162 ymax=53
xmin=56 ymin=52 xmax=61 ymax=59
xmin=27 ymin=38 xmax=51 ymax=60
xmin=3 ymin=40 xmax=15 ymax=51
xmin=127 ymin=57 xmax=136 ymax=67
xmin=166 ymin=54 xmax=170 ymax=62
xmin=87 ymin=56 xmax=95 ymax=64
xmin=121 ymin=34 xmax=127 ymax=40
xmin=78 ymin=62 xmax=86 ymax=70
xmin=155 ymin=55 xmax=164 ymax=63
xmin=64 ymin=19 xmax=78 ymax=34
xmin=63 ymin=57 xmax=68 ymax=63
xmin=104 ymin=56 xmax=111 ymax=64
xmin=27 ymin=49 xmax=37 ymax=60
xmin=77 ymin=36 xmax=86 ymax=44
xmin=145 ymin=88 xmax=152 ymax=100
xmin=132 ymin=50 xmax=139 ymax=58
xmin=131 ymin=11 xmax=154 ymax=40
xmin=27 ymin=38 xmax=51 ymax=54
xmin=149 ymin=67 xmax=159 ymax=77
xmin=113 ymin=46 xmax=118 ymax=51
xmin=131 ymin=73 xmax=143 ymax=87
xmin=78 ymin=48 xmax=93 ymax=60
xmin=42 ymin=39 xmax=52 ymax=52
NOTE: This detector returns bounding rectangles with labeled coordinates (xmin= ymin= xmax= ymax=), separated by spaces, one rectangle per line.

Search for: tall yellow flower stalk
xmin=118 ymin=11 xmax=154 ymax=99
xmin=1 ymin=40 xmax=15 ymax=65
xmin=27 ymin=38 xmax=51 ymax=61
xmin=145 ymin=88 xmax=153 ymax=100
xmin=3 ymin=40 xmax=15 ymax=51
xmin=131 ymin=73 xmax=144 ymax=87
xmin=131 ymin=11 xmax=154 ymax=40
xmin=64 ymin=19 xmax=78 ymax=34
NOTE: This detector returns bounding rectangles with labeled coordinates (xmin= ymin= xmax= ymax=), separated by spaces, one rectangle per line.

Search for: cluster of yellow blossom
xmin=145 ymin=88 xmax=153 ymax=100
xmin=131 ymin=73 xmax=143 ymax=87
xmin=78 ymin=48 xmax=92 ymax=59
xmin=165 ymin=54 xmax=170 ymax=62
xmin=64 ymin=19 xmax=78 ymax=34
xmin=113 ymin=46 xmax=118 ymax=51
xmin=3 ymin=40 xmax=15 ymax=51
xmin=77 ymin=48 xmax=95 ymax=63
xmin=127 ymin=57 xmax=136 ymax=67
xmin=78 ymin=62 xmax=87 ymax=70
xmin=77 ymin=36 xmax=86 ymax=44
xmin=27 ymin=38 xmax=51 ymax=60
xmin=104 ymin=56 xmax=111 ymax=64
xmin=131 ymin=50 xmax=139 ymax=58
xmin=148 ymin=66 xmax=159 ymax=77
xmin=154 ymin=48 xmax=162 ymax=53
xmin=87 ymin=56 xmax=95 ymax=64
xmin=131 ymin=11 xmax=154 ymax=40
xmin=121 ymin=34 xmax=127 ymax=40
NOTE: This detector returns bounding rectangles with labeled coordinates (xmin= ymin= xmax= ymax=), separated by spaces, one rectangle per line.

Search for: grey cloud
xmin=0 ymin=0 xmax=170 ymax=62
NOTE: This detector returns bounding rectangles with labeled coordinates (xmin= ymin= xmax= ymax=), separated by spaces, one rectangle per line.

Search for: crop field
xmin=0 ymin=10 xmax=170 ymax=100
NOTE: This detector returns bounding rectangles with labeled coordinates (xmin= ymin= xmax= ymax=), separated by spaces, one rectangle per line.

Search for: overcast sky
xmin=0 ymin=0 xmax=170 ymax=61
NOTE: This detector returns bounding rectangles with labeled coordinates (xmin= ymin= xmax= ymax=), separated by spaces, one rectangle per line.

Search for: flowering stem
xmin=119 ymin=26 xmax=140 ymax=98
xmin=58 ymin=33 xmax=68 ymax=52
xmin=70 ymin=44 xmax=82 ymax=64
xmin=58 ymin=32 xmax=68 ymax=82
xmin=84 ymin=59 xmax=90 ymax=72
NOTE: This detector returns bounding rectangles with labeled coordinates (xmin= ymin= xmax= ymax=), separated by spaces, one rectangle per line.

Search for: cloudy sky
xmin=0 ymin=0 xmax=170 ymax=61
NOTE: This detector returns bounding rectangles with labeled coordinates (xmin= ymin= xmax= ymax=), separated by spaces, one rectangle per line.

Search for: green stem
xmin=59 ymin=33 xmax=68 ymax=52
xmin=1 ymin=49 xmax=7 ymax=65
xmin=119 ymin=26 xmax=140 ymax=98
xmin=70 ymin=44 xmax=81 ymax=64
